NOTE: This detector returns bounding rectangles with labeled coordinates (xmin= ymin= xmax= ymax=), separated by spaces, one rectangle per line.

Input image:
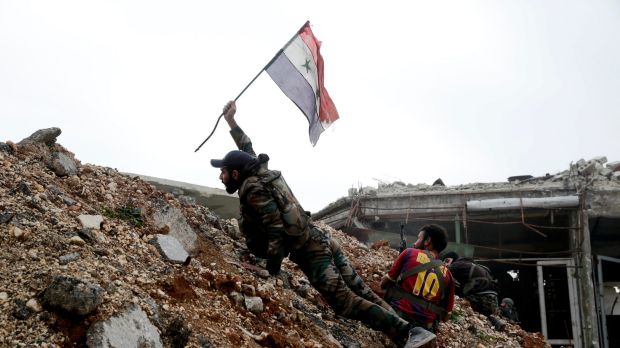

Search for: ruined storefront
xmin=314 ymin=157 xmax=620 ymax=348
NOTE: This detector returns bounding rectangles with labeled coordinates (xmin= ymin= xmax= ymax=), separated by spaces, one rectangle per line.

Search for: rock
xmin=229 ymin=291 xmax=245 ymax=308
xmin=257 ymin=283 xmax=275 ymax=296
xmin=48 ymin=152 xmax=78 ymax=177
xmin=578 ymin=160 xmax=597 ymax=176
xmin=600 ymin=168 xmax=613 ymax=178
xmin=41 ymin=276 xmax=104 ymax=316
xmin=77 ymin=214 xmax=103 ymax=229
xmin=69 ymin=236 xmax=86 ymax=246
xmin=591 ymin=156 xmax=607 ymax=164
xmin=62 ymin=196 xmax=77 ymax=206
xmin=296 ymin=284 xmax=311 ymax=298
xmin=0 ymin=141 xmax=13 ymax=153
xmin=86 ymin=304 xmax=163 ymax=348
xmin=18 ymin=127 xmax=61 ymax=146
xmin=0 ymin=211 xmax=13 ymax=224
xmin=12 ymin=226 xmax=24 ymax=239
xmin=59 ymin=252 xmax=81 ymax=265
xmin=241 ymin=284 xmax=256 ymax=296
xmin=77 ymin=228 xmax=95 ymax=244
xmin=149 ymin=234 xmax=190 ymax=264
xmin=0 ymin=292 xmax=8 ymax=302
xmin=152 ymin=202 xmax=197 ymax=252
xmin=607 ymin=161 xmax=620 ymax=171
xmin=225 ymin=218 xmax=242 ymax=240
xmin=12 ymin=300 xmax=31 ymax=320
xmin=26 ymin=299 xmax=42 ymax=312
xmin=244 ymin=296 xmax=264 ymax=314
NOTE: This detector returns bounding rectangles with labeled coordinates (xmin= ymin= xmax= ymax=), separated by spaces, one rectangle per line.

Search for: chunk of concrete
xmin=149 ymin=234 xmax=190 ymax=264
xmin=78 ymin=215 xmax=103 ymax=229
xmin=86 ymin=304 xmax=163 ymax=348
xmin=578 ymin=160 xmax=597 ymax=176
xmin=600 ymin=168 xmax=613 ymax=178
xmin=590 ymin=156 xmax=607 ymax=164
xmin=48 ymin=152 xmax=78 ymax=177
xmin=607 ymin=161 xmax=620 ymax=171
xmin=244 ymin=296 xmax=264 ymax=314
xmin=152 ymin=202 xmax=197 ymax=252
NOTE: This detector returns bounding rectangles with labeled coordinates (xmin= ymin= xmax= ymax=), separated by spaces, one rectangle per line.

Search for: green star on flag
xmin=302 ymin=58 xmax=312 ymax=73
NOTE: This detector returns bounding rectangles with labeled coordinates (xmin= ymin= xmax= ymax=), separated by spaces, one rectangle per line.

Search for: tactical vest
xmin=384 ymin=251 xmax=449 ymax=319
xmin=238 ymin=169 xmax=310 ymax=258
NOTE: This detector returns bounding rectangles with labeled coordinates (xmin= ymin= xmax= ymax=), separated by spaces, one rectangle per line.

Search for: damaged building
xmin=314 ymin=157 xmax=620 ymax=348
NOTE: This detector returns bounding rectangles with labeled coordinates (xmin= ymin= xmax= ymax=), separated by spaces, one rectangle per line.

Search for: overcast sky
xmin=2 ymin=1 xmax=619 ymax=212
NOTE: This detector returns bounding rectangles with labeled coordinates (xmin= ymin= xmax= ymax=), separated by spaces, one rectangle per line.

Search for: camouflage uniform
xmin=466 ymin=292 xmax=498 ymax=317
xmin=230 ymin=126 xmax=411 ymax=340
xmin=447 ymin=258 xmax=499 ymax=318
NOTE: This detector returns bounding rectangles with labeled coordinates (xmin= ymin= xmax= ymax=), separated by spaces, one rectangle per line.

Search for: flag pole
xmin=194 ymin=21 xmax=310 ymax=153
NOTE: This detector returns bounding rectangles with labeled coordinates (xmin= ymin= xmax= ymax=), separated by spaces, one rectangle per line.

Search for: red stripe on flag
xmin=299 ymin=24 xmax=339 ymax=125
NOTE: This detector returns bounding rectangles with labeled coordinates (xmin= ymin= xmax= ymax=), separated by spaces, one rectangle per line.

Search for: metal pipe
xmin=467 ymin=196 xmax=579 ymax=211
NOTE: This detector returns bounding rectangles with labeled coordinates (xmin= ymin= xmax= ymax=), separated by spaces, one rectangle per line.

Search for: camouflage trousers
xmin=466 ymin=292 xmax=498 ymax=317
xmin=290 ymin=226 xmax=411 ymax=340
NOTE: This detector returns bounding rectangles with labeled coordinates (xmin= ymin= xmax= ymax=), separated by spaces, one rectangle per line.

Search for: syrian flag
xmin=265 ymin=21 xmax=339 ymax=146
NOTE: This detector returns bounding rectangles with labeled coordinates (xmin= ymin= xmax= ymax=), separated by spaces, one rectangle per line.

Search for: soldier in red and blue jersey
xmin=381 ymin=224 xmax=456 ymax=332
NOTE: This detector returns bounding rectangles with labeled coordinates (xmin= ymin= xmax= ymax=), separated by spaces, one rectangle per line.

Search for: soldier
xmin=380 ymin=225 xmax=456 ymax=332
xmin=500 ymin=298 xmax=520 ymax=323
xmin=210 ymin=100 xmax=435 ymax=348
xmin=442 ymin=251 xmax=506 ymax=330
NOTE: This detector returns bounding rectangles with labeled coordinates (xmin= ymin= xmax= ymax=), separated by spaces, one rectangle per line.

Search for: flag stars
xmin=302 ymin=59 xmax=312 ymax=73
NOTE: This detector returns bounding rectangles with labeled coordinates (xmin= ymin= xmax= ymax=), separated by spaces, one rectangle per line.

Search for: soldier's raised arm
xmin=222 ymin=100 xmax=256 ymax=156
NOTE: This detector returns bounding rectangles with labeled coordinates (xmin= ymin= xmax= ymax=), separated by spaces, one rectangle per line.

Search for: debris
xmin=0 ymin=127 xmax=551 ymax=347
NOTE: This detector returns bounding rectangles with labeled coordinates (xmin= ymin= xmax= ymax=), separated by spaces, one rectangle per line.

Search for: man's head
xmin=441 ymin=251 xmax=460 ymax=265
xmin=501 ymin=298 xmax=514 ymax=308
xmin=413 ymin=224 xmax=448 ymax=253
xmin=210 ymin=150 xmax=256 ymax=194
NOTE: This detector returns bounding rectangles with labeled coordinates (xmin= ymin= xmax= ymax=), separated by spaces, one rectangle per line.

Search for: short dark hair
xmin=420 ymin=224 xmax=448 ymax=252
xmin=441 ymin=251 xmax=459 ymax=261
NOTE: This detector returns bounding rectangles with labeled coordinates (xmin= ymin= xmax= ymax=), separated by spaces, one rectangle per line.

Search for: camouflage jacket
xmin=230 ymin=126 xmax=310 ymax=272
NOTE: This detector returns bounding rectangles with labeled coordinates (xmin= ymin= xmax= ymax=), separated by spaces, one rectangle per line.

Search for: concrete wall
xmin=128 ymin=173 xmax=240 ymax=219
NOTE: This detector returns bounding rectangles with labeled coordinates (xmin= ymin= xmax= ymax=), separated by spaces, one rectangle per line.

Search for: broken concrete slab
xmin=86 ymin=304 xmax=163 ymax=348
xmin=149 ymin=234 xmax=190 ymax=264
xmin=152 ymin=202 xmax=197 ymax=253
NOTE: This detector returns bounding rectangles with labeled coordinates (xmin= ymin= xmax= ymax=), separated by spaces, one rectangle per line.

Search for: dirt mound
xmin=0 ymin=130 xmax=549 ymax=347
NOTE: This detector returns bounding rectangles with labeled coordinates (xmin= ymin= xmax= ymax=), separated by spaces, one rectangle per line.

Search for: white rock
xmin=0 ymin=292 xmax=8 ymax=302
xmin=26 ymin=299 xmax=42 ymax=312
xmin=78 ymin=214 xmax=104 ymax=229
xmin=69 ymin=236 xmax=86 ymax=246
xmin=12 ymin=227 xmax=24 ymax=238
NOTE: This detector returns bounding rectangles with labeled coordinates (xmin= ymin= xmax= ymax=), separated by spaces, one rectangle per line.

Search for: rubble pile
xmin=346 ymin=156 xmax=620 ymax=198
xmin=0 ymin=128 xmax=549 ymax=347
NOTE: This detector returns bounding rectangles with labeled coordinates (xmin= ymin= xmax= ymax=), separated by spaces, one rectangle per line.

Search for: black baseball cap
xmin=210 ymin=150 xmax=256 ymax=169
